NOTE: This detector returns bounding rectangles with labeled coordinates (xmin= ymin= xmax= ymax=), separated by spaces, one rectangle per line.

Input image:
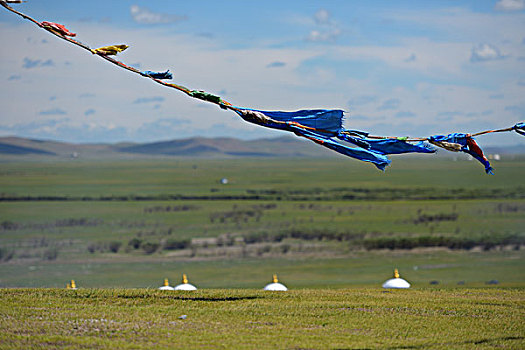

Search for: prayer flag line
xmin=1 ymin=1 xmax=523 ymax=173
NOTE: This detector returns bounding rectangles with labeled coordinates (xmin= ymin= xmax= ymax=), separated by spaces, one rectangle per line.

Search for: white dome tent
xmin=174 ymin=274 xmax=197 ymax=291
xmin=158 ymin=278 xmax=175 ymax=291
xmin=382 ymin=269 xmax=411 ymax=289
xmin=264 ymin=274 xmax=288 ymax=291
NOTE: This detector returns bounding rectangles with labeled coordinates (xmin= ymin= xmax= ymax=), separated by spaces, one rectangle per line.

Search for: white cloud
xmin=130 ymin=5 xmax=187 ymax=25
xmin=314 ymin=9 xmax=332 ymax=25
xmin=133 ymin=96 xmax=165 ymax=104
xmin=494 ymin=0 xmax=525 ymax=11
xmin=39 ymin=108 xmax=67 ymax=116
xmin=266 ymin=61 xmax=286 ymax=68
xmin=386 ymin=7 xmax=525 ymax=44
xmin=470 ymin=43 xmax=506 ymax=62
xmin=404 ymin=53 xmax=417 ymax=62
xmin=84 ymin=109 xmax=96 ymax=116
xmin=377 ymin=99 xmax=400 ymax=111
xmin=306 ymin=8 xmax=341 ymax=43
xmin=22 ymin=57 xmax=54 ymax=69
xmin=333 ymin=39 xmax=471 ymax=75
xmin=306 ymin=28 xmax=341 ymax=42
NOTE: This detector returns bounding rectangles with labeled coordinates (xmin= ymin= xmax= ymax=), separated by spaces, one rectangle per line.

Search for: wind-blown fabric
xmin=235 ymin=108 xmax=390 ymax=170
xmin=514 ymin=122 xmax=525 ymax=136
xmin=91 ymin=44 xmax=129 ymax=56
xmin=189 ymin=90 xmax=223 ymax=104
xmin=338 ymin=133 xmax=435 ymax=155
xmin=40 ymin=21 xmax=76 ymax=37
xmin=142 ymin=70 xmax=172 ymax=80
xmin=236 ymin=109 xmax=344 ymax=136
xmin=290 ymin=126 xmax=391 ymax=171
xmin=1 ymin=1 xmax=523 ymax=174
xmin=429 ymin=133 xmax=493 ymax=174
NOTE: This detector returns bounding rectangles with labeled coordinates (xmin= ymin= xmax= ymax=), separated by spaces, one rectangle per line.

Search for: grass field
xmin=1 ymin=288 xmax=523 ymax=349
xmin=0 ymin=156 xmax=524 ymax=348
xmin=1 ymin=156 xmax=524 ymax=198
xmin=0 ymin=157 xmax=524 ymax=289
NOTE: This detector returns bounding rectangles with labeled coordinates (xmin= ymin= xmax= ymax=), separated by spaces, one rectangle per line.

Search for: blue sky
xmin=0 ymin=0 xmax=524 ymax=145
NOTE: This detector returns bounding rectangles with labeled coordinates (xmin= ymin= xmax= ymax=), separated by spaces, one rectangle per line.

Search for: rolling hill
xmin=0 ymin=136 xmax=332 ymax=159
xmin=0 ymin=136 xmax=523 ymax=160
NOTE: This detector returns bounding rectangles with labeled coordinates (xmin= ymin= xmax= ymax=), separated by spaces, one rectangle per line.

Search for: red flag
xmin=41 ymin=21 xmax=76 ymax=37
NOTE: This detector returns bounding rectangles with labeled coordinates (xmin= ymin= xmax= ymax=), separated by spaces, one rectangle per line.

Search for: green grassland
xmin=1 ymin=288 xmax=524 ymax=349
xmin=1 ymin=156 xmax=524 ymax=198
xmin=0 ymin=156 xmax=524 ymax=288
xmin=1 ymin=156 xmax=524 ymax=349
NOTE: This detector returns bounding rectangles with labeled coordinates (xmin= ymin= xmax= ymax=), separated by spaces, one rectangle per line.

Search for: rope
xmin=0 ymin=1 xmax=233 ymax=109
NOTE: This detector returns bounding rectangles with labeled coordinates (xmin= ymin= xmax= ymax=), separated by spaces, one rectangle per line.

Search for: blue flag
xmin=338 ymin=132 xmax=435 ymax=155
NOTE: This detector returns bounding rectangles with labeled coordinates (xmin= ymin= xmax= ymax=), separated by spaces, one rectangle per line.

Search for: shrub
xmin=87 ymin=243 xmax=97 ymax=253
xmin=128 ymin=238 xmax=142 ymax=249
xmin=43 ymin=248 xmax=58 ymax=260
xmin=0 ymin=247 xmax=14 ymax=262
xmin=109 ymin=241 xmax=122 ymax=253
xmin=141 ymin=242 xmax=159 ymax=254
xmin=1 ymin=221 xmax=19 ymax=230
xmin=163 ymin=239 xmax=190 ymax=250
xmin=280 ymin=244 xmax=291 ymax=254
xmin=256 ymin=245 xmax=272 ymax=256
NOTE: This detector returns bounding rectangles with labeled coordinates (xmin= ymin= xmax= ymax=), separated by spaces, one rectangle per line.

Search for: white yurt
xmin=263 ymin=274 xmax=288 ymax=291
xmin=382 ymin=269 xmax=411 ymax=289
xmin=159 ymin=278 xmax=175 ymax=290
xmin=174 ymin=274 xmax=197 ymax=291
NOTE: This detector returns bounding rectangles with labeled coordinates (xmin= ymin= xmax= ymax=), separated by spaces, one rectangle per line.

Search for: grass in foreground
xmin=0 ymin=288 xmax=523 ymax=349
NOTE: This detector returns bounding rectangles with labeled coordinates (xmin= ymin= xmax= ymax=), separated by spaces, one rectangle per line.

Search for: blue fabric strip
xmin=429 ymin=133 xmax=493 ymax=174
xmin=290 ymin=126 xmax=391 ymax=171
xmin=248 ymin=109 xmax=344 ymax=134
xmin=429 ymin=133 xmax=469 ymax=146
xmin=142 ymin=70 xmax=173 ymax=80
xmin=338 ymin=133 xmax=435 ymax=155
xmin=514 ymin=122 xmax=525 ymax=136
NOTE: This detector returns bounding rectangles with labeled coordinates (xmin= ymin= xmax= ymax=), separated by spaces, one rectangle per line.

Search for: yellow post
xmin=182 ymin=274 xmax=188 ymax=284
xmin=394 ymin=269 xmax=400 ymax=278
xmin=164 ymin=278 xmax=170 ymax=287
xmin=272 ymin=274 xmax=278 ymax=283
xmin=71 ymin=280 xmax=76 ymax=289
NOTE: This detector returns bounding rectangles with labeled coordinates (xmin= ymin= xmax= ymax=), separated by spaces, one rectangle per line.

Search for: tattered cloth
xmin=514 ymin=122 xmax=525 ymax=136
xmin=235 ymin=108 xmax=390 ymax=170
xmin=91 ymin=44 xmax=129 ymax=56
xmin=290 ymin=126 xmax=391 ymax=171
xmin=142 ymin=70 xmax=173 ymax=80
xmin=338 ymin=133 xmax=436 ymax=155
xmin=236 ymin=109 xmax=344 ymax=136
xmin=41 ymin=21 xmax=76 ymax=37
xmin=429 ymin=133 xmax=493 ymax=174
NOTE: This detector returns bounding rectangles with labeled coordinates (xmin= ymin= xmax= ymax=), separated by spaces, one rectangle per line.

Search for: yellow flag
xmin=91 ymin=44 xmax=129 ymax=56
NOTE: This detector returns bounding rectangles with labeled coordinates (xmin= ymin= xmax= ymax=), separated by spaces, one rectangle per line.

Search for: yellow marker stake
xmin=394 ymin=269 xmax=400 ymax=278
xmin=182 ymin=274 xmax=188 ymax=284
xmin=71 ymin=280 xmax=76 ymax=289
xmin=272 ymin=274 xmax=278 ymax=283
xmin=164 ymin=278 xmax=170 ymax=287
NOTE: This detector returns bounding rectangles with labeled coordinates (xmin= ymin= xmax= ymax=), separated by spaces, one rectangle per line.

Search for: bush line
xmin=1 ymin=186 xmax=524 ymax=202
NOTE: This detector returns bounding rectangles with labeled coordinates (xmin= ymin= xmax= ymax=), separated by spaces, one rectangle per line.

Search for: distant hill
xmin=0 ymin=136 xmax=332 ymax=159
xmin=0 ymin=136 xmax=523 ymax=160
xmin=0 ymin=141 xmax=55 ymax=155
